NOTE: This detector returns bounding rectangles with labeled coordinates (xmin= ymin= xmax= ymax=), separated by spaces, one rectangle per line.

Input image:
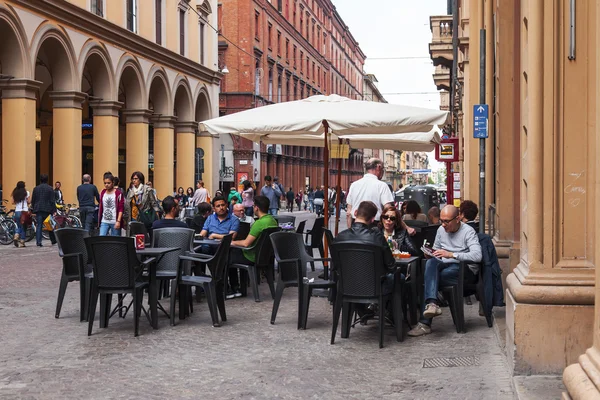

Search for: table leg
xmin=149 ymin=265 xmax=158 ymax=329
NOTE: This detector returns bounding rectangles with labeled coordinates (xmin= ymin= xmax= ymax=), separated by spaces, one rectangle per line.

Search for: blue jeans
xmin=79 ymin=206 xmax=95 ymax=233
xmin=309 ymin=200 xmax=314 ymax=212
xmin=420 ymin=258 xmax=476 ymax=325
xmin=36 ymin=211 xmax=56 ymax=245
xmin=13 ymin=211 xmax=24 ymax=237
xmin=245 ymin=206 xmax=254 ymax=217
xmin=269 ymin=208 xmax=279 ymax=216
xmin=99 ymin=222 xmax=120 ymax=236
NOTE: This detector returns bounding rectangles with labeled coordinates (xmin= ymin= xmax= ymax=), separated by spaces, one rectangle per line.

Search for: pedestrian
xmin=260 ymin=175 xmax=282 ymax=215
xmin=303 ymin=190 xmax=308 ymax=211
xmin=76 ymin=174 xmax=99 ymax=234
xmin=54 ymin=181 xmax=64 ymax=205
xmin=227 ymin=186 xmax=242 ymax=206
xmin=286 ymin=187 xmax=295 ymax=212
xmin=113 ymin=176 xmax=124 ymax=194
xmin=11 ymin=181 xmax=30 ymax=247
xmin=229 ymin=195 xmax=239 ymax=214
xmin=146 ymin=181 xmax=157 ymax=198
xmin=295 ymin=190 xmax=303 ymax=211
xmin=241 ymin=180 xmax=255 ymax=217
xmin=273 ymin=176 xmax=285 ymax=210
xmin=175 ymin=187 xmax=188 ymax=220
xmin=98 ymin=172 xmax=124 ymax=236
xmin=313 ymin=185 xmax=325 ymax=216
xmin=191 ymin=180 xmax=210 ymax=207
xmin=124 ymin=171 xmax=162 ymax=232
xmin=307 ymin=187 xmax=315 ymax=212
xmin=30 ymin=174 xmax=57 ymax=246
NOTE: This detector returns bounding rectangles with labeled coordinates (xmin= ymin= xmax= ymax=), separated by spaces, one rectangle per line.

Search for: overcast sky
xmin=333 ymin=0 xmax=448 ymax=171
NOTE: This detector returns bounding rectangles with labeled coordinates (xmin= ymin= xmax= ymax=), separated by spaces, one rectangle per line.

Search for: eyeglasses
xmin=440 ymin=216 xmax=458 ymax=224
xmin=381 ymin=215 xmax=397 ymax=221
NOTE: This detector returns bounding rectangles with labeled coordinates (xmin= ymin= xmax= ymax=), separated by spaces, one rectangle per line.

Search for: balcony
xmin=433 ymin=64 xmax=450 ymax=91
xmin=429 ymin=15 xmax=453 ymax=69
xmin=439 ymin=91 xmax=450 ymax=111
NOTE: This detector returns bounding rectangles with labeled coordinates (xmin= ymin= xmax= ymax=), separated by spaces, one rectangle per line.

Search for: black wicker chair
xmin=270 ymin=232 xmax=334 ymax=329
xmin=236 ymin=222 xmax=251 ymax=241
xmin=295 ymin=220 xmax=306 ymax=235
xmin=129 ymin=221 xmax=150 ymax=244
xmin=273 ymin=215 xmax=296 ymax=226
xmin=55 ymin=228 xmax=92 ymax=321
xmin=228 ymin=227 xmax=280 ymax=302
xmin=174 ymin=234 xmax=232 ymax=326
xmin=330 ymin=242 xmax=404 ymax=348
xmin=85 ymin=236 xmax=152 ymax=337
xmin=304 ymin=217 xmax=325 ymax=270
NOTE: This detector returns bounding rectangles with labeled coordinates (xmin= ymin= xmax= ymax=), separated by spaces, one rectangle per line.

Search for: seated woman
xmin=401 ymin=200 xmax=428 ymax=223
xmin=379 ymin=203 xmax=418 ymax=255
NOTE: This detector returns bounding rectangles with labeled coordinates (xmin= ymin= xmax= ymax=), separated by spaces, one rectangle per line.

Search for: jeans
xmin=79 ymin=205 xmax=95 ymax=233
xmin=309 ymin=200 xmax=314 ymax=212
xmin=13 ymin=211 xmax=24 ymax=237
xmin=420 ymin=258 xmax=476 ymax=325
xmin=36 ymin=211 xmax=56 ymax=245
xmin=245 ymin=206 xmax=254 ymax=217
xmin=99 ymin=222 xmax=120 ymax=236
xmin=269 ymin=208 xmax=279 ymax=216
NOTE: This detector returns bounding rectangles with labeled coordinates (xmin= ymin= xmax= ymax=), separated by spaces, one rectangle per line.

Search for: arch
xmin=172 ymin=75 xmax=193 ymax=121
xmin=194 ymin=85 xmax=212 ymax=122
xmin=30 ymin=23 xmax=78 ymax=91
xmin=115 ymin=54 xmax=146 ymax=110
xmin=147 ymin=66 xmax=172 ymax=116
xmin=0 ymin=5 xmax=31 ymax=78
xmin=78 ymin=40 xmax=115 ymax=101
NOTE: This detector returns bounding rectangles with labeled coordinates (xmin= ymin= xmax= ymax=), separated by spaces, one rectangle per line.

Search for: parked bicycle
xmin=0 ymin=199 xmax=18 ymax=245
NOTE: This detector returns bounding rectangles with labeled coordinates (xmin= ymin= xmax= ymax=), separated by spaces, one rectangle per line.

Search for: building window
xmin=300 ymin=16 xmax=303 ymax=36
xmin=127 ymin=0 xmax=137 ymax=32
xmin=179 ymin=8 xmax=185 ymax=55
xmin=255 ymin=59 xmax=261 ymax=96
xmin=300 ymin=51 xmax=303 ymax=74
xmin=306 ymin=57 xmax=310 ymax=79
xmin=277 ymin=71 xmax=282 ymax=102
xmin=287 ymin=76 xmax=291 ymax=101
xmin=312 ymin=62 xmax=315 ymax=82
xmin=293 ymin=46 xmax=297 ymax=69
xmin=285 ymin=38 xmax=290 ymax=62
xmin=217 ymin=4 xmax=223 ymax=33
xmin=91 ymin=0 xmax=103 ymax=17
xmin=268 ymin=68 xmax=273 ymax=101
xmin=317 ymin=66 xmax=320 ymax=86
xmin=199 ymin=22 xmax=205 ymax=65
xmin=255 ymin=11 xmax=260 ymax=39
xmin=155 ymin=0 xmax=162 ymax=44
xmin=268 ymin=23 xmax=273 ymax=49
xmin=277 ymin=31 xmax=281 ymax=56
xmin=277 ymin=0 xmax=283 ymax=12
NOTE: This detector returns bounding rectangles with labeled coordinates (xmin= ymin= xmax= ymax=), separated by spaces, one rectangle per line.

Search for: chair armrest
xmin=310 ymin=257 xmax=332 ymax=263
xmin=276 ymin=257 xmax=301 ymax=265
xmin=180 ymin=255 xmax=211 ymax=263
xmin=140 ymin=257 xmax=157 ymax=268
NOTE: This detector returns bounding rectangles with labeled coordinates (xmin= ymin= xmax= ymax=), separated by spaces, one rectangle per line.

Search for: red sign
xmin=435 ymin=138 xmax=459 ymax=162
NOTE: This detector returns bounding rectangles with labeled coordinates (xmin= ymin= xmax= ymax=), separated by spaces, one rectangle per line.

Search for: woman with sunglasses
xmin=378 ymin=203 xmax=418 ymax=255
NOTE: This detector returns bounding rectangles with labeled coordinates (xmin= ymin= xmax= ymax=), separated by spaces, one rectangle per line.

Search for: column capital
xmin=0 ymin=79 xmax=42 ymax=100
xmin=122 ymin=109 xmax=153 ymax=124
xmin=89 ymin=100 xmax=123 ymax=117
xmin=151 ymin=115 xmax=177 ymax=129
xmin=174 ymin=121 xmax=198 ymax=134
xmin=50 ymin=91 xmax=87 ymax=109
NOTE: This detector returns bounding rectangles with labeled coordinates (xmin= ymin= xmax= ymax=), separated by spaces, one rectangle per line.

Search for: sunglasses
xmin=381 ymin=215 xmax=397 ymax=221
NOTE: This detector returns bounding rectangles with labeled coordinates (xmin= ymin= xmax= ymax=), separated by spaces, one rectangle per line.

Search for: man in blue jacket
xmin=259 ymin=175 xmax=282 ymax=215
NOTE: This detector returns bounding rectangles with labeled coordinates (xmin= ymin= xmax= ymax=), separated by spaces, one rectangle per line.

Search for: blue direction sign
xmin=473 ymin=104 xmax=489 ymax=139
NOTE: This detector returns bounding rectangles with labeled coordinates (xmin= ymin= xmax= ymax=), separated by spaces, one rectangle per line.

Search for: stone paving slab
xmin=0 ymin=226 xmax=515 ymax=399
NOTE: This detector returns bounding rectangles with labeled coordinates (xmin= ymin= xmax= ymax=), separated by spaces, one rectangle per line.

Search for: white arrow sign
xmin=477 ymin=106 xmax=485 ymax=113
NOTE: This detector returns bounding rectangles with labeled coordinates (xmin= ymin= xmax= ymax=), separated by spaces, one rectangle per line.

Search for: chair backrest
xmin=330 ymin=241 xmax=387 ymax=298
xmin=274 ymin=215 xmax=296 ymax=226
xmin=86 ymin=236 xmax=139 ymax=290
xmin=151 ymin=228 xmax=194 ymax=274
xmin=129 ymin=221 xmax=149 ymax=242
xmin=308 ymin=217 xmax=324 ymax=244
xmin=191 ymin=215 xmax=206 ymax=234
xmin=254 ymin=226 xmax=281 ymax=266
xmin=55 ymin=227 xmax=90 ymax=266
xmin=270 ymin=232 xmax=306 ymax=282
xmin=236 ymin=222 xmax=251 ymax=241
xmin=208 ymin=234 xmax=233 ymax=284
xmin=295 ymin=220 xmax=306 ymax=234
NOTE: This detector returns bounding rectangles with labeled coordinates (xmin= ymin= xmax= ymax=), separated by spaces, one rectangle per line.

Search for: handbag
xmin=20 ymin=211 xmax=32 ymax=228
xmin=138 ymin=208 xmax=158 ymax=229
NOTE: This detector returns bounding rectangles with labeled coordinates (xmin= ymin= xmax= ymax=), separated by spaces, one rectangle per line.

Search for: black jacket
xmin=31 ymin=183 xmax=56 ymax=214
xmin=335 ymin=222 xmax=395 ymax=271
xmin=478 ymin=233 xmax=505 ymax=314
xmin=386 ymin=227 xmax=419 ymax=256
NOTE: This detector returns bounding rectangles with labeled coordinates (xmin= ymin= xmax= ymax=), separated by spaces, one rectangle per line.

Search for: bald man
xmin=408 ymin=205 xmax=482 ymax=337
xmin=232 ymin=203 xmax=255 ymax=225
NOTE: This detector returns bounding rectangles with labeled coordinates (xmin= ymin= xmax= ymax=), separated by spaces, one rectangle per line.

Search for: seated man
xmin=408 ymin=205 xmax=482 ymax=337
xmin=199 ymin=196 xmax=239 ymax=240
xmin=232 ymin=203 xmax=255 ymax=226
xmin=335 ymin=200 xmax=396 ymax=296
xmin=152 ymin=196 xmax=188 ymax=229
xmin=427 ymin=206 xmax=441 ymax=225
xmin=459 ymin=200 xmax=479 ymax=223
xmin=190 ymin=202 xmax=212 ymax=234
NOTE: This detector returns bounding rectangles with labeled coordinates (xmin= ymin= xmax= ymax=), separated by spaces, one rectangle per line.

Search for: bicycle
xmin=0 ymin=200 xmax=18 ymax=245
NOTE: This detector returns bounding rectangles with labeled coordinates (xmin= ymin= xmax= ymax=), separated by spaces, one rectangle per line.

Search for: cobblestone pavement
xmin=0 ymin=213 xmax=515 ymax=399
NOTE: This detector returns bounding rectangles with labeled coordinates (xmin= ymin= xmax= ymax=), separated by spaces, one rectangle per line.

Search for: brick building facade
xmin=217 ymin=0 xmax=366 ymax=193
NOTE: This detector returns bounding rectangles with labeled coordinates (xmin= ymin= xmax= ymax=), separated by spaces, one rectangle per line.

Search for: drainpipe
xmin=451 ymin=0 xmax=459 ymax=135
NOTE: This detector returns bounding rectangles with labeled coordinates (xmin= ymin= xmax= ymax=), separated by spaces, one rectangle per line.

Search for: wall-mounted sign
xmin=239 ymin=160 xmax=248 ymax=165
xmin=435 ymin=137 xmax=459 ymax=162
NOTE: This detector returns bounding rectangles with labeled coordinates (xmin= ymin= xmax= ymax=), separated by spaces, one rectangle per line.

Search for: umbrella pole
xmin=334 ymin=138 xmax=343 ymax=236
xmin=323 ymin=121 xmax=330 ymax=275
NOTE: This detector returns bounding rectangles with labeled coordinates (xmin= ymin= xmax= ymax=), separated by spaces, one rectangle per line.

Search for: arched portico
xmin=173 ymin=77 xmax=195 ymax=191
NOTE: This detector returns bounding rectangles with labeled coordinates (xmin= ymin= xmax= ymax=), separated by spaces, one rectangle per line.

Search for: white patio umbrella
xmin=199 ymin=94 xmax=449 ymax=231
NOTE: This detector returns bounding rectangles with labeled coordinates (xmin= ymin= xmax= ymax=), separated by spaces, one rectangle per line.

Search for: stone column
xmin=0 ymin=79 xmax=40 ymax=201
xmin=123 ymin=109 xmax=151 ymax=181
xmin=152 ymin=116 xmax=176 ymax=201
xmin=175 ymin=121 xmax=197 ymax=191
xmin=50 ymin=91 xmax=86 ymax=203
xmin=196 ymin=132 xmax=215 ymax=194
xmin=90 ymin=100 xmax=122 ymax=189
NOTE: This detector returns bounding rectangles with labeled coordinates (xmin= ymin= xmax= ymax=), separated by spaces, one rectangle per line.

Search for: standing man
xmin=286 ymin=187 xmax=295 ymax=212
xmin=77 ymin=174 xmax=100 ymax=233
xmin=54 ymin=181 xmax=64 ymax=205
xmin=346 ymin=158 xmax=415 ymax=235
xmin=30 ymin=174 xmax=57 ymax=246
xmin=260 ymin=175 xmax=282 ymax=215
xmin=191 ymin=180 xmax=210 ymax=208
xmin=313 ymin=185 xmax=325 ymax=216
xmin=273 ymin=176 xmax=285 ymax=211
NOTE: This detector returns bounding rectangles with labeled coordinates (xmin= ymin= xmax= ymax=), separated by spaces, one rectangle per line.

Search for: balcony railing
xmin=429 ymin=15 xmax=453 ymax=69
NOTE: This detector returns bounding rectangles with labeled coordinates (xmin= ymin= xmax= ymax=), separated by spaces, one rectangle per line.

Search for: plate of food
xmin=392 ymin=250 xmax=412 ymax=259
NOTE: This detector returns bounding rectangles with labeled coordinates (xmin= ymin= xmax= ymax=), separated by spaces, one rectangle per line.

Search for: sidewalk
xmin=0 ymin=239 xmax=515 ymax=399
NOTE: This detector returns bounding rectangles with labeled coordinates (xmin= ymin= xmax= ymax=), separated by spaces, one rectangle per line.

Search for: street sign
xmin=473 ymin=104 xmax=489 ymax=138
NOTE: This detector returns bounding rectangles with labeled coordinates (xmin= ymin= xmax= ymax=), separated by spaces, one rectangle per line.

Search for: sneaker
xmin=13 ymin=234 xmax=20 ymax=247
xmin=407 ymin=322 xmax=432 ymax=337
xmin=423 ymin=303 xmax=442 ymax=319
xmin=225 ymin=290 xmax=236 ymax=300
xmin=233 ymin=291 xmax=242 ymax=298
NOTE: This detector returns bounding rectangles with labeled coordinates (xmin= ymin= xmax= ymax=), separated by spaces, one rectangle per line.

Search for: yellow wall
xmin=166 ymin=0 xmax=178 ymax=53
xmin=138 ymin=0 xmax=154 ymax=41
xmin=106 ymin=1 xmax=124 ymax=28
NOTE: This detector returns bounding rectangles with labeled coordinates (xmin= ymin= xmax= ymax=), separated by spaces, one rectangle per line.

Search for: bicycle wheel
xmin=0 ymin=220 xmax=17 ymax=245
xmin=24 ymin=224 xmax=36 ymax=242
xmin=67 ymin=216 xmax=82 ymax=228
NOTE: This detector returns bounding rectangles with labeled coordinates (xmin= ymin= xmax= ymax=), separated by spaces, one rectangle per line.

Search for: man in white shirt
xmin=346 ymin=158 xmax=415 ymax=234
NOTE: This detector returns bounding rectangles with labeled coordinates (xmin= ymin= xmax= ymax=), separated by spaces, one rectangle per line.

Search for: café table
xmin=194 ymin=237 xmax=249 ymax=249
xmin=136 ymin=246 xmax=179 ymax=329
xmin=394 ymin=255 xmax=421 ymax=326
